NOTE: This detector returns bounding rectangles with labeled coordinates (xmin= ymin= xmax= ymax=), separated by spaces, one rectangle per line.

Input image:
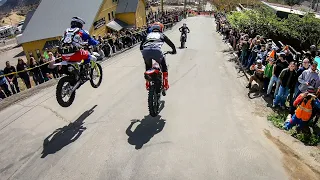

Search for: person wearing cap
xmin=310 ymin=45 xmax=317 ymax=59
xmin=263 ymin=57 xmax=275 ymax=93
xmin=273 ymin=62 xmax=297 ymax=109
xmin=246 ymin=60 xmax=265 ymax=90
xmin=284 ymin=87 xmax=320 ymax=130
xmin=266 ymin=52 xmax=289 ymax=97
xmin=284 ymin=49 xmax=294 ymax=63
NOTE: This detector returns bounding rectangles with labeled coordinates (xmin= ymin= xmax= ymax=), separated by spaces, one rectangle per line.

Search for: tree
xmin=284 ymin=0 xmax=301 ymax=7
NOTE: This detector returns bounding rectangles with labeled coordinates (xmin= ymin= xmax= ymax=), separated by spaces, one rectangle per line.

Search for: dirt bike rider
xmin=140 ymin=22 xmax=177 ymax=91
xmin=60 ymin=17 xmax=100 ymax=79
xmin=179 ymin=23 xmax=190 ymax=42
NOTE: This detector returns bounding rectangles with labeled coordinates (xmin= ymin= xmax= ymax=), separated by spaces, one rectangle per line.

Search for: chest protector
xmin=143 ymin=32 xmax=164 ymax=49
xmin=296 ymin=94 xmax=315 ymax=121
xmin=59 ymin=28 xmax=83 ymax=55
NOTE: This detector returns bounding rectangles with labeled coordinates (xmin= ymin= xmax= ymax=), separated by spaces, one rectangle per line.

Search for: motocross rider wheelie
xmin=60 ymin=17 xmax=100 ymax=79
xmin=140 ymin=22 xmax=177 ymax=92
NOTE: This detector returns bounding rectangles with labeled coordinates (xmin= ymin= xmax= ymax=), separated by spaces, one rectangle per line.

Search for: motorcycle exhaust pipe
xmin=70 ymin=81 xmax=81 ymax=94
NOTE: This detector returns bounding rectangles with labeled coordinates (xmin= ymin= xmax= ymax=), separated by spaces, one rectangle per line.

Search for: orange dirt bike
xmin=144 ymin=51 xmax=173 ymax=117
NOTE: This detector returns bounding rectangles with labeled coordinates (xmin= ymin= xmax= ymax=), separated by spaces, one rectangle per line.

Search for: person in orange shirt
xmin=284 ymin=87 xmax=320 ymax=130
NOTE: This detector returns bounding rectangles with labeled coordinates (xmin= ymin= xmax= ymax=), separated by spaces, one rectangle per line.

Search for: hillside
xmin=0 ymin=0 xmax=40 ymax=14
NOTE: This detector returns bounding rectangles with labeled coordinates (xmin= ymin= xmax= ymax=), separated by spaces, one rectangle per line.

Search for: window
xmin=112 ymin=11 xmax=114 ymax=19
xmin=108 ymin=13 xmax=111 ymax=21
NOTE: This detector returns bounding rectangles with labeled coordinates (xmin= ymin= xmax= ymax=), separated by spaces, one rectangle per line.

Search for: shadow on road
xmin=126 ymin=115 xmax=166 ymax=150
xmin=40 ymin=105 xmax=97 ymax=158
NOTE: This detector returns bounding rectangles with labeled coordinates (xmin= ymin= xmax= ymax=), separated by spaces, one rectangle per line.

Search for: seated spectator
xmin=0 ymin=69 xmax=12 ymax=97
xmin=4 ymin=61 xmax=20 ymax=94
xmin=16 ymin=58 xmax=31 ymax=89
xmin=246 ymin=60 xmax=265 ymax=90
xmin=273 ymin=62 xmax=297 ymax=109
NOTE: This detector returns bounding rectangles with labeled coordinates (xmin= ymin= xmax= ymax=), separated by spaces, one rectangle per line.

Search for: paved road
xmin=0 ymin=16 xmax=291 ymax=180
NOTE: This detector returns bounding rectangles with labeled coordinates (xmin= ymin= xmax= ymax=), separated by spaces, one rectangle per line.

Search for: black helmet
xmin=71 ymin=17 xmax=85 ymax=29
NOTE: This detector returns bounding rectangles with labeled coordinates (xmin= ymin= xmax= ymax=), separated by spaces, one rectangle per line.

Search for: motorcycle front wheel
xmin=90 ymin=63 xmax=103 ymax=88
xmin=56 ymin=76 xmax=76 ymax=107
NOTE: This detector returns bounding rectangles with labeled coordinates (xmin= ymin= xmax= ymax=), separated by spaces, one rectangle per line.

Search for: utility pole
xmin=161 ymin=0 xmax=164 ymax=12
xmin=184 ymin=0 xmax=187 ymax=18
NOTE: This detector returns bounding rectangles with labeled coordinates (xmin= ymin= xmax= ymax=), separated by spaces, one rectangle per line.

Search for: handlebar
xmin=163 ymin=51 xmax=175 ymax=55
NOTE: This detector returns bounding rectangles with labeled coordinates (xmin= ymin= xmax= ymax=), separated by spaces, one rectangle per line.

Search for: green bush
xmin=227 ymin=7 xmax=320 ymax=49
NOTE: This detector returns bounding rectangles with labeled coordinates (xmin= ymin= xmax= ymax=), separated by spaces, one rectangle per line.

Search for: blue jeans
xmin=267 ymin=75 xmax=280 ymax=96
xmin=273 ymin=85 xmax=290 ymax=107
xmin=284 ymin=114 xmax=308 ymax=130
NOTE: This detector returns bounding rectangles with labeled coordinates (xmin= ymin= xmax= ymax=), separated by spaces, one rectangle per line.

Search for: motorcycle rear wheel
xmin=56 ymin=76 xmax=76 ymax=107
xmin=148 ymin=85 xmax=160 ymax=117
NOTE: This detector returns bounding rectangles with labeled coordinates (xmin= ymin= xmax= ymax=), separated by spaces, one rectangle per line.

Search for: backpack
xmin=59 ymin=28 xmax=82 ymax=55
xmin=296 ymin=94 xmax=316 ymax=121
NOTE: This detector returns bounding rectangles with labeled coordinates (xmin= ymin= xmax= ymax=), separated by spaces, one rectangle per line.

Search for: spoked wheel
xmin=90 ymin=63 xmax=103 ymax=88
xmin=56 ymin=76 xmax=76 ymax=107
xmin=148 ymin=85 xmax=161 ymax=117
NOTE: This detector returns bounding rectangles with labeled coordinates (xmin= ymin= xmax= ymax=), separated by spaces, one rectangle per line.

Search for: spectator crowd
xmin=215 ymin=12 xmax=320 ymax=134
xmin=0 ymin=9 xmax=184 ymax=100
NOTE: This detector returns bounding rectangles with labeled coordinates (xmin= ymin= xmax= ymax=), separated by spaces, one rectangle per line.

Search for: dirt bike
xmin=180 ymin=32 xmax=189 ymax=48
xmin=144 ymin=51 xmax=173 ymax=117
xmin=54 ymin=49 xmax=103 ymax=107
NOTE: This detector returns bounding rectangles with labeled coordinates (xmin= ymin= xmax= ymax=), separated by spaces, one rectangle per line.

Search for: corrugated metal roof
xmin=19 ymin=0 xmax=104 ymax=44
xmin=116 ymin=0 xmax=139 ymax=14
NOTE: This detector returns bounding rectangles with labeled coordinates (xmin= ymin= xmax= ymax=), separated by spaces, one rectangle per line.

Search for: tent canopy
xmin=106 ymin=19 xmax=130 ymax=31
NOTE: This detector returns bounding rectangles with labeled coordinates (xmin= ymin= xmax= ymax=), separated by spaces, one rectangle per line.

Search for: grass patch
xmin=267 ymin=112 xmax=320 ymax=146
xmin=267 ymin=112 xmax=287 ymax=129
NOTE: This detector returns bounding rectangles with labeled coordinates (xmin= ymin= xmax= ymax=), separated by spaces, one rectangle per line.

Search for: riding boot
xmin=146 ymin=80 xmax=150 ymax=90
xmin=163 ymin=72 xmax=169 ymax=90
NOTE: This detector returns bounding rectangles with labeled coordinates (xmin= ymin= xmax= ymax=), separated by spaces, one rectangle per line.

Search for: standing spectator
xmin=240 ymin=35 xmax=250 ymax=66
xmin=266 ymin=53 xmax=289 ymax=97
xmin=0 ymin=69 xmax=12 ymax=97
xmin=273 ymin=62 xmax=297 ymax=109
xmin=284 ymin=50 xmax=294 ymax=63
xmin=294 ymin=58 xmax=310 ymax=96
xmin=47 ymin=52 xmax=59 ymax=79
xmin=264 ymin=57 xmax=275 ymax=93
xmin=29 ymin=57 xmax=44 ymax=85
xmin=295 ymin=61 xmax=320 ymax=98
xmin=4 ymin=61 xmax=20 ymax=94
xmin=16 ymin=58 xmax=31 ymax=89
xmin=39 ymin=55 xmax=51 ymax=81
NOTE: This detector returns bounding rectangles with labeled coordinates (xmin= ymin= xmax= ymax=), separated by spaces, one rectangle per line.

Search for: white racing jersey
xmin=142 ymin=32 xmax=165 ymax=49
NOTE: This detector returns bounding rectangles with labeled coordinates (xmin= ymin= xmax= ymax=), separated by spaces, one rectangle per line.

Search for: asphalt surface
xmin=0 ymin=15 xmax=292 ymax=180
